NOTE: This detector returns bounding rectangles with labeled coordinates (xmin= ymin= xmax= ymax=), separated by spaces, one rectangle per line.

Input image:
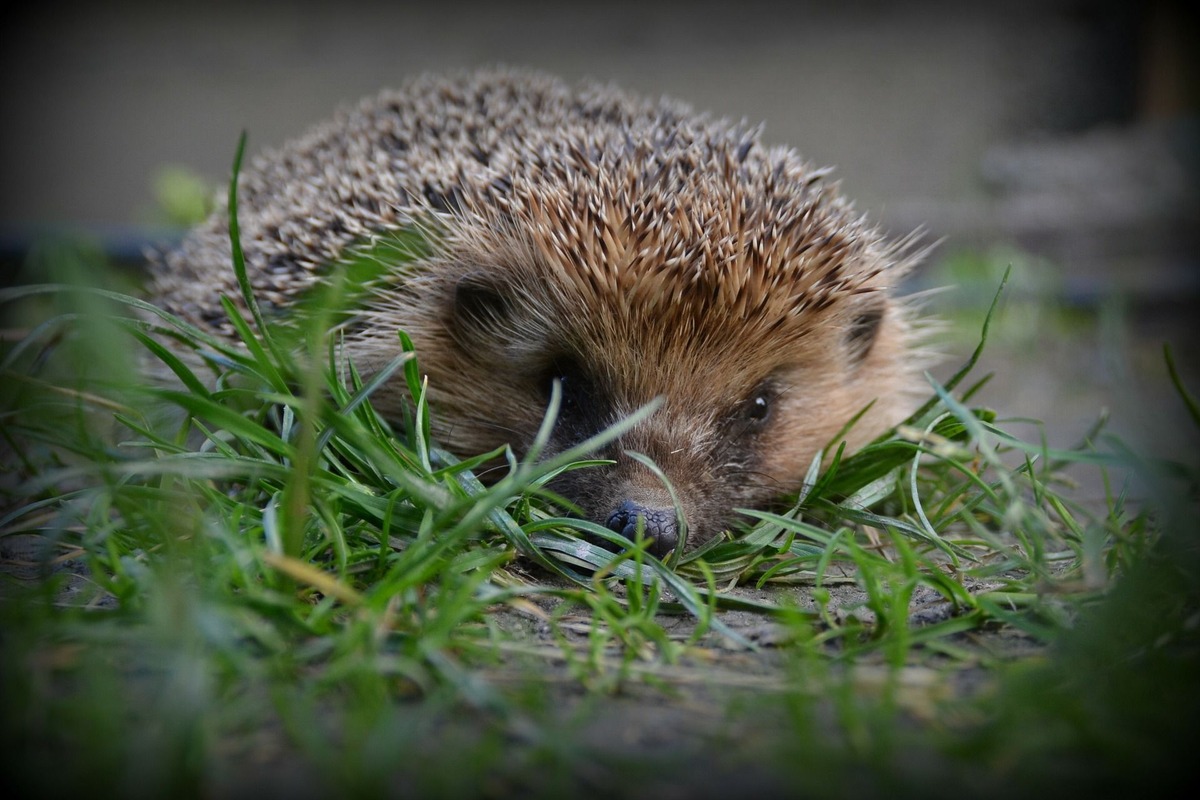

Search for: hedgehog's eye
xmin=545 ymin=357 xmax=586 ymax=413
xmin=549 ymin=374 xmax=575 ymax=412
xmin=747 ymin=394 xmax=770 ymax=422
xmin=542 ymin=357 xmax=609 ymax=447
xmin=738 ymin=385 xmax=773 ymax=432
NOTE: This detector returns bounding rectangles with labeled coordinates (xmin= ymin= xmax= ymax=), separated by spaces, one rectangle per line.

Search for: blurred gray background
xmin=3 ymin=0 xmax=1197 ymax=464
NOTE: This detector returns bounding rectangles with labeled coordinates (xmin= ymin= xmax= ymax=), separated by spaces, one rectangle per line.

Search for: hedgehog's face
xmin=387 ymin=235 xmax=918 ymax=557
xmin=530 ymin=294 xmax=911 ymax=557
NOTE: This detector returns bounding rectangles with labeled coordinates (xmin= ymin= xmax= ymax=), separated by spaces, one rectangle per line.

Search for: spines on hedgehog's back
xmin=150 ymin=68 xmax=909 ymax=340
xmin=150 ymin=69 xmax=688 ymax=332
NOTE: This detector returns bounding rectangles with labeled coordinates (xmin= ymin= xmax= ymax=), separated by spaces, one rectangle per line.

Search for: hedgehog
xmin=151 ymin=68 xmax=932 ymax=557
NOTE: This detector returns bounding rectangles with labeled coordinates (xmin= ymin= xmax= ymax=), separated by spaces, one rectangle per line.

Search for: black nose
xmin=604 ymin=500 xmax=678 ymax=557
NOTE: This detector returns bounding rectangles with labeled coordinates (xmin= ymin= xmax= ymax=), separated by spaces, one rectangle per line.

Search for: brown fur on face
xmin=152 ymin=69 xmax=933 ymax=551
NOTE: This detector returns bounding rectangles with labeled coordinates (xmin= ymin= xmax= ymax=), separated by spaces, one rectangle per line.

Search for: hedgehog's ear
xmin=844 ymin=296 xmax=886 ymax=365
xmin=450 ymin=272 xmax=513 ymax=346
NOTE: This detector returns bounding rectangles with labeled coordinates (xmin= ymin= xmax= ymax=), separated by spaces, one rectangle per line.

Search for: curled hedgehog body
xmin=152 ymin=69 xmax=931 ymax=556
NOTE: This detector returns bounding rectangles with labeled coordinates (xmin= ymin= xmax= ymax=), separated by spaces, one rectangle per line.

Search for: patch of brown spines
xmin=152 ymin=68 xmax=934 ymax=552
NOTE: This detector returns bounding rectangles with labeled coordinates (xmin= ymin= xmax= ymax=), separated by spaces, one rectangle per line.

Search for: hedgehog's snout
xmin=604 ymin=500 xmax=678 ymax=558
